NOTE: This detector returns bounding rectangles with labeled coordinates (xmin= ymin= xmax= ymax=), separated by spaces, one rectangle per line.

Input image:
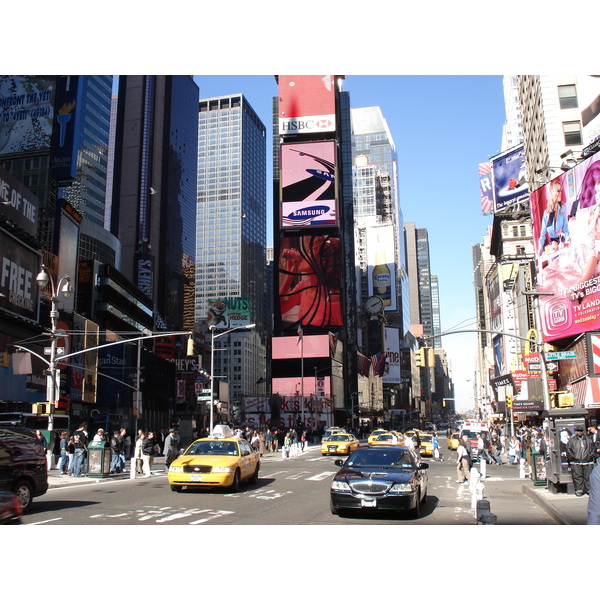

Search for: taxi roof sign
xmin=210 ymin=424 xmax=234 ymax=439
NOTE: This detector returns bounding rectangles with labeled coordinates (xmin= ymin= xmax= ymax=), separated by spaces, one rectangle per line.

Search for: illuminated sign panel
xmin=530 ymin=153 xmax=600 ymax=340
xmin=280 ymin=141 xmax=337 ymax=228
xmin=278 ymin=75 xmax=336 ymax=135
xmin=278 ymin=234 xmax=343 ymax=330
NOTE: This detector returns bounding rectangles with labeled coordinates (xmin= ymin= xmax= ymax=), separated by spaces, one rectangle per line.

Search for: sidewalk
xmin=471 ymin=462 xmax=590 ymax=525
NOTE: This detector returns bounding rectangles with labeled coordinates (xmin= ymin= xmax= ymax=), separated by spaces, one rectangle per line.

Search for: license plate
xmin=329 ymin=446 xmax=336 ymax=452
xmin=361 ymin=498 xmax=376 ymax=508
xmin=190 ymin=474 xmax=202 ymax=482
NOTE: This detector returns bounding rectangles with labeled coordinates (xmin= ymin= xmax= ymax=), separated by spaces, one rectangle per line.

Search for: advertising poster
xmin=0 ymin=76 xmax=55 ymax=155
xmin=278 ymin=234 xmax=343 ymax=329
xmin=479 ymin=161 xmax=493 ymax=214
xmin=492 ymin=145 xmax=528 ymax=212
xmin=280 ymin=141 xmax=337 ymax=229
xmin=0 ymin=165 xmax=39 ymax=237
xmin=83 ymin=319 xmax=99 ymax=404
xmin=50 ymin=75 xmax=81 ymax=181
xmin=383 ymin=327 xmax=401 ymax=384
xmin=366 ymin=225 xmax=396 ymax=311
xmin=530 ymin=153 xmax=600 ymax=341
xmin=206 ymin=297 xmax=251 ymax=330
xmin=0 ymin=228 xmax=41 ymax=323
xmin=278 ymin=75 xmax=336 ymax=135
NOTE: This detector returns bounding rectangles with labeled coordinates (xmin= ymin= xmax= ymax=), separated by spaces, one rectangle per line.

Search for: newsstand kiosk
xmin=543 ymin=408 xmax=587 ymax=494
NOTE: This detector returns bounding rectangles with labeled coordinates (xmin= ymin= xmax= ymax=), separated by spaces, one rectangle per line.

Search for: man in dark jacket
xmin=567 ymin=425 xmax=595 ymax=496
xmin=163 ymin=429 xmax=180 ymax=473
xmin=110 ymin=431 xmax=123 ymax=473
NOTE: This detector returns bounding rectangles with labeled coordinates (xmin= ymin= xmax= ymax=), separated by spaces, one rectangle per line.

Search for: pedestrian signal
xmin=186 ymin=337 xmax=195 ymax=356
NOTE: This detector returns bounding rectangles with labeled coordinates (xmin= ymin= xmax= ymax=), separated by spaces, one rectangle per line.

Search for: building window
xmin=563 ymin=121 xmax=583 ymax=146
xmin=558 ymin=85 xmax=578 ymax=109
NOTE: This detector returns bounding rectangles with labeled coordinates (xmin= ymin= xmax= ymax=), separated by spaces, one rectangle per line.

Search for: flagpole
xmin=301 ymin=328 xmax=305 ymax=427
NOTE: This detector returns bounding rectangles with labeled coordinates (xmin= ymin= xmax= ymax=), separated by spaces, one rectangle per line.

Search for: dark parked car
xmin=0 ymin=491 xmax=22 ymax=524
xmin=0 ymin=426 xmax=48 ymax=510
xmin=330 ymin=445 xmax=428 ymax=517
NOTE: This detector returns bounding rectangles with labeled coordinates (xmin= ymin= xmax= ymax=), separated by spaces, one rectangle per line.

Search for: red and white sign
xmin=278 ymin=75 xmax=336 ymax=135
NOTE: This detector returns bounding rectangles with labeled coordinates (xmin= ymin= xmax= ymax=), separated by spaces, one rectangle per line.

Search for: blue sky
xmin=195 ymin=75 xmax=504 ymax=411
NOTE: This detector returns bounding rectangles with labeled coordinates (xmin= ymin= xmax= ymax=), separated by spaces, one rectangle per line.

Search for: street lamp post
xmin=36 ymin=264 xmax=73 ymax=465
xmin=209 ymin=323 xmax=255 ymax=434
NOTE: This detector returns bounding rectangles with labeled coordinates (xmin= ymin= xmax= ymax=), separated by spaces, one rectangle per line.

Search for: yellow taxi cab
xmin=368 ymin=429 xmax=389 ymax=445
xmin=447 ymin=432 xmax=461 ymax=451
xmin=369 ymin=432 xmax=402 ymax=446
xmin=418 ymin=433 xmax=434 ymax=457
xmin=321 ymin=433 xmax=360 ymax=456
xmin=167 ymin=425 xmax=259 ymax=493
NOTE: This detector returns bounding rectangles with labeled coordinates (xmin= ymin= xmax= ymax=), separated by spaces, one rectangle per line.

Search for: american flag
xmin=370 ymin=352 xmax=387 ymax=377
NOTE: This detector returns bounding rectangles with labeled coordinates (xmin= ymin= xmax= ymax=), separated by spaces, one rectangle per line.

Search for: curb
xmin=521 ymin=484 xmax=573 ymax=525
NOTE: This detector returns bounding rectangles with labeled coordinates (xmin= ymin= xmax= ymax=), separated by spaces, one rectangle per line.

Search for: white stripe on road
xmin=27 ymin=517 xmax=63 ymax=525
xmin=306 ymin=472 xmax=337 ymax=481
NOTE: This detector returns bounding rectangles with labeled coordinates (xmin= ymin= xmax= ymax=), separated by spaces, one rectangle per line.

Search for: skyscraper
xmin=351 ymin=106 xmax=410 ymax=338
xmin=110 ymin=75 xmax=199 ymax=332
xmin=195 ymin=94 xmax=267 ymax=401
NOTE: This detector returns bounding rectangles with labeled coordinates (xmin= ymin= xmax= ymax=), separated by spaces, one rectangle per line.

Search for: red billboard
xmin=530 ymin=153 xmax=600 ymax=341
xmin=278 ymin=234 xmax=343 ymax=330
xmin=280 ymin=141 xmax=338 ymax=229
xmin=278 ymin=75 xmax=336 ymax=135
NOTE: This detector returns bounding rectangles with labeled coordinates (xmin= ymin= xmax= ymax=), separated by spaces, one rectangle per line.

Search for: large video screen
xmin=280 ymin=141 xmax=338 ymax=229
xmin=278 ymin=234 xmax=343 ymax=330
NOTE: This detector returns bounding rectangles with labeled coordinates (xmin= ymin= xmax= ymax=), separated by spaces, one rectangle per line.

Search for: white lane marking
xmin=286 ymin=471 xmax=312 ymax=480
xmin=27 ymin=517 xmax=63 ymax=525
xmin=306 ymin=471 xmax=337 ymax=481
xmin=189 ymin=510 xmax=234 ymax=525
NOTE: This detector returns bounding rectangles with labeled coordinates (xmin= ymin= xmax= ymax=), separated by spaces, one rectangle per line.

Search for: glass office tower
xmin=111 ymin=75 xmax=199 ymax=331
xmin=195 ymin=94 xmax=267 ymax=335
xmin=196 ymin=94 xmax=267 ymax=402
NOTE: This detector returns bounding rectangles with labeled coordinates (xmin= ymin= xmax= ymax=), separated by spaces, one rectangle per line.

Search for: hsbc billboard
xmin=278 ymin=75 xmax=336 ymax=135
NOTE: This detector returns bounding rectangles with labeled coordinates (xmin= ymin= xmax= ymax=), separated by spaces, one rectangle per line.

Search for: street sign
xmin=202 ymin=388 xmax=211 ymax=394
xmin=546 ymin=351 xmax=577 ymax=360
xmin=44 ymin=347 xmax=65 ymax=355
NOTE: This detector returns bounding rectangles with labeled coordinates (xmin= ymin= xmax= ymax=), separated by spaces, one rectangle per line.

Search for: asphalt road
xmin=21 ymin=442 xmax=557 ymax=526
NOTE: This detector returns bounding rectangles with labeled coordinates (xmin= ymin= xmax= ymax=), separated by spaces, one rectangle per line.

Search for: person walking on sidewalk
xmin=163 ymin=429 xmax=180 ymax=473
xmin=456 ymin=440 xmax=471 ymax=484
xmin=567 ymin=425 xmax=595 ymax=496
xmin=110 ymin=431 xmax=123 ymax=474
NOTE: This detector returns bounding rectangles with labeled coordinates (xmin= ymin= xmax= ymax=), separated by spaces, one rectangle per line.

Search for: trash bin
xmin=87 ymin=440 xmax=111 ymax=478
xmin=530 ymin=449 xmax=547 ymax=486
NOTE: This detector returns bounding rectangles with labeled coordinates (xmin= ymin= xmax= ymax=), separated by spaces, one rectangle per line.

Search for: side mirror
xmin=419 ymin=462 xmax=429 ymax=470
xmin=334 ymin=459 xmax=344 ymax=467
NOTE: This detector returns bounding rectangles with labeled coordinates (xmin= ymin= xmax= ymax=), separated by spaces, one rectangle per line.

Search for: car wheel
xmin=228 ymin=469 xmax=241 ymax=493
xmin=249 ymin=464 xmax=259 ymax=484
xmin=170 ymin=484 xmax=183 ymax=492
xmin=421 ymin=486 xmax=428 ymax=504
xmin=14 ymin=479 xmax=33 ymax=511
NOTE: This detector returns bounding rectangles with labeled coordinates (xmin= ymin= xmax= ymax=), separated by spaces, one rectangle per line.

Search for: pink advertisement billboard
xmin=278 ymin=234 xmax=343 ymax=330
xmin=280 ymin=141 xmax=338 ymax=229
xmin=531 ymin=153 xmax=600 ymax=341
xmin=272 ymin=334 xmax=330 ymax=359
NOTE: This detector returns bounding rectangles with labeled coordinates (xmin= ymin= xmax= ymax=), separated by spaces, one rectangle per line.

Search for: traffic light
xmin=506 ymin=396 xmax=513 ymax=410
xmin=0 ymin=351 xmax=9 ymax=368
xmin=186 ymin=337 xmax=195 ymax=356
xmin=427 ymin=348 xmax=434 ymax=365
xmin=415 ymin=348 xmax=424 ymax=367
